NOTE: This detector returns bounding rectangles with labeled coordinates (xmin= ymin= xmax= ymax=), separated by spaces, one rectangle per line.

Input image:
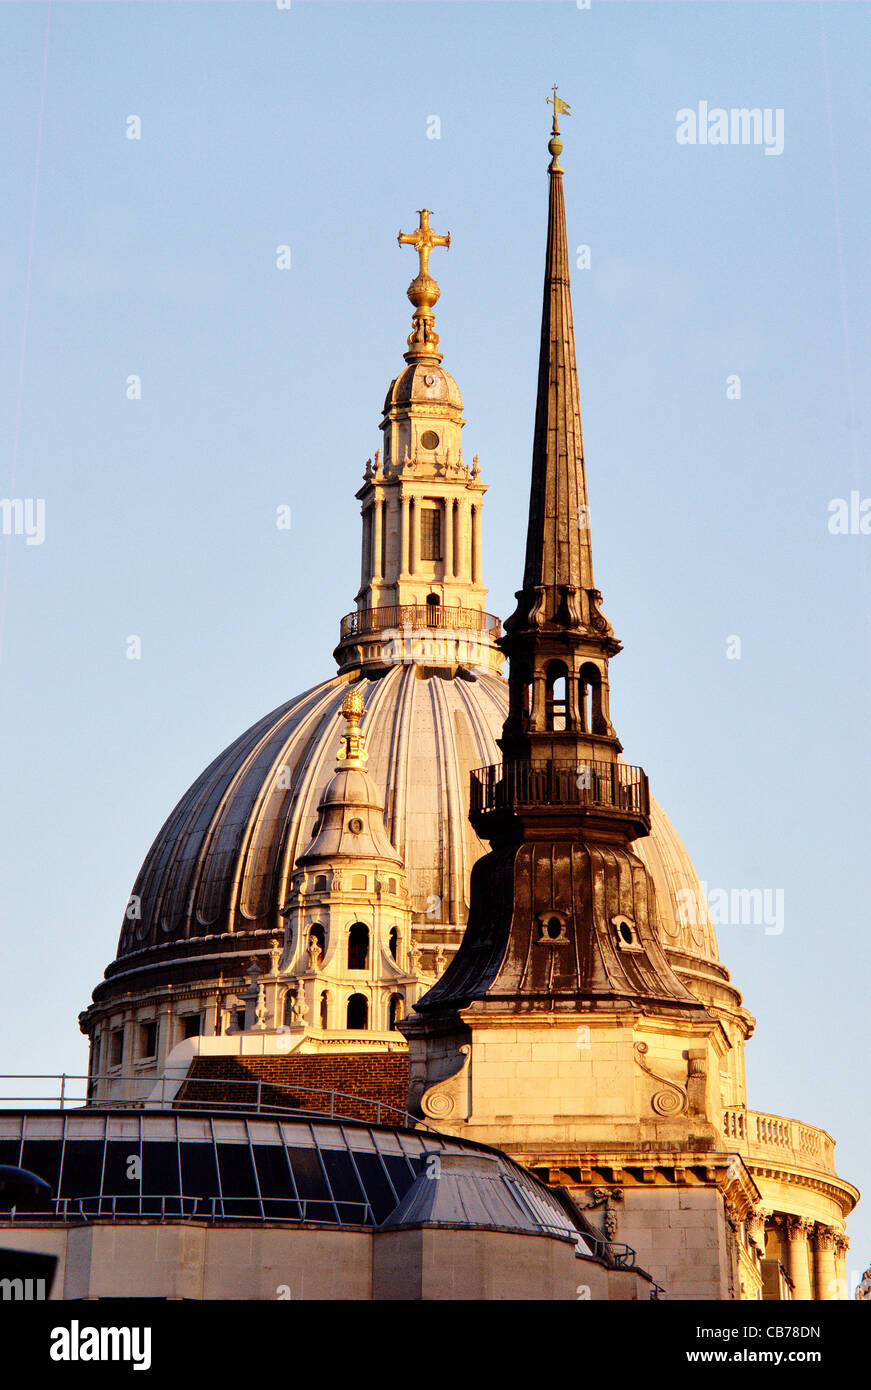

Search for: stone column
xmin=443 ymin=497 xmax=453 ymax=581
xmin=812 ymin=1225 xmax=839 ymax=1301
xmin=372 ymin=498 xmax=383 ymax=581
xmin=784 ymin=1217 xmax=813 ymax=1300
xmin=471 ymin=505 xmax=482 ymax=585
xmin=834 ymin=1234 xmax=849 ymax=1301
xmin=400 ymin=493 xmax=410 ymax=577
xmin=361 ymin=505 xmax=372 ymax=591
xmin=409 ymin=498 xmax=417 ymax=575
xmin=453 ymin=497 xmax=464 ymax=579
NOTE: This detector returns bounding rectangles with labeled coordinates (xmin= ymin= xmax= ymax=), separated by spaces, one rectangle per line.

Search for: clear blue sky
xmin=1 ymin=1 xmax=869 ymax=1282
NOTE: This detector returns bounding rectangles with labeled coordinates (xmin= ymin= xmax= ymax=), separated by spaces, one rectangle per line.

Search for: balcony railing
xmin=339 ymin=604 xmax=501 ymax=641
xmin=470 ymin=759 xmax=650 ymax=819
xmin=723 ymin=1106 xmax=836 ymax=1176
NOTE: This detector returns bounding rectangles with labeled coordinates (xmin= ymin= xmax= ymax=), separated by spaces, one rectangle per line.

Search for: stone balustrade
xmin=723 ymin=1107 xmax=836 ymax=1175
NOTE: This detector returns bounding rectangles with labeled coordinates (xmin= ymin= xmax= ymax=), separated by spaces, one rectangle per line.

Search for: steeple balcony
xmin=469 ymin=757 xmax=650 ymax=843
xmin=334 ymin=600 xmax=503 ymax=675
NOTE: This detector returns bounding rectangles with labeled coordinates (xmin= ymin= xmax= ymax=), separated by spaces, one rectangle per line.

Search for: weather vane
xmin=547 ymin=83 xmax=571 ymax=134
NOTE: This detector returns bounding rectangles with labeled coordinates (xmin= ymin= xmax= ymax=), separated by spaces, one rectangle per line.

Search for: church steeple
xmin=406 ymin=100 xmax=701 ymax=1022
xmin=334 ymin=211 xmax=502 ymax=677
xmin=500 ymin=97 xmax=621 ymax=768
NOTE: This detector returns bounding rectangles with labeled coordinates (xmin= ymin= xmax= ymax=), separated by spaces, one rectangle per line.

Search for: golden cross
xmin=398 ymin=209 xmax=451 ymax=279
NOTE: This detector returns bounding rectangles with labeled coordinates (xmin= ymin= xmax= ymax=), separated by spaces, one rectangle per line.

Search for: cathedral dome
xmin=110 ymin=664 xmax=725 ymax=980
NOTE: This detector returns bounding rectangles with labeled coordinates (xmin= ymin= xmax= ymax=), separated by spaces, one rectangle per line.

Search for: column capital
xmin=784 ymin=1215 xmax=813 ymax=1242
xmin=812 ymin=1224 xmax=837 ymax=1252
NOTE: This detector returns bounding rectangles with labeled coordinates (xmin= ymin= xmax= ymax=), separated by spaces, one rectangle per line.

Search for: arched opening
xmin=425 ymin=593 xmax=441 ymax=627
xmin=579 ymin=662 xmax=605 ymax=735
xmin=508 ymin=663 xmax=533 ymax=734
xmin=348 ymin=922 xmax=369 ymax=970
xmin=389 ymin=994 xmax=404 ymax=1031
xmin=388 ymin=927 xmax=399 ymax=961
xmin=319 ymin=990 xmax=329 ymax=1029
xmin=309 ymin=923 xmax=326 ymax=953
xmin=282 ymin=990 xmax=296 ymax=1027
xmin=346 ymin=994 xmax=368 ymax=1030
xmin=545 ymin=661 xmax=569 ymax=732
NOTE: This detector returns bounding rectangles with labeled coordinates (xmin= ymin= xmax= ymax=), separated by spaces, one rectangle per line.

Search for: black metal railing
xmin=469 ymin=759 xmax=649 ymax=819
xmin=582 ymin=1233 xmax=637 ymax=1269
xmin=339 ymin=604 xmax=501 ymax=641
xmin=0 ymin=1074 xmax=435 ymax=1132
xmin=2 ymin=1194 xmax=376 ymax=1226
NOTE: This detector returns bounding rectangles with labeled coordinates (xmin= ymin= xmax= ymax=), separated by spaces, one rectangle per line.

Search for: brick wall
xmin=176 ymin=1053 xmax=411 ymax=1127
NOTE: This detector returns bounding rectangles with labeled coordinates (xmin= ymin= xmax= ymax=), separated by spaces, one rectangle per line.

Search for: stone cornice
xmin=748 ymin=1160 xmax=859 ymax=1217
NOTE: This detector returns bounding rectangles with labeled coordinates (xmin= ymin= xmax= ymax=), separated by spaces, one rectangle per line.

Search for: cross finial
xmin=398 ymin=209 xmax=451 ymax=279
xmin=398 ymin=209 xmax=451 ymax=361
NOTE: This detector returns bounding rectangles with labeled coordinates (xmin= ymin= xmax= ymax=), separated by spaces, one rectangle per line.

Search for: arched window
xmin=348 ymin=922 xmax=369 ymax=970
xmin=283 ymin=990 xmax=295 ymax=1027
xmin=389 ymin=994 xmax=404 ymax=1030
xmin=579 ymin=662 xmax=605 ymax=735
xmin=388 ymin=927 xmax=399 ymax=961
xmin=425 ymin=593 xmax=441 ymax=627
xmin=347 ymin=994 xmax=368 ymax=1030
xmin=545 ymin=661 xmax=569 ymax=732
xmin=320 ymin=990 xmax=329 ymax=1029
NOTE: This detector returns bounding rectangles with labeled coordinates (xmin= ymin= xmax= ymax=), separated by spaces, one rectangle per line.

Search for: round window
xmin=348 ymin=817 xmax=364 ymax=834
xmin=420 ymin=430 xmax=440 ymax=450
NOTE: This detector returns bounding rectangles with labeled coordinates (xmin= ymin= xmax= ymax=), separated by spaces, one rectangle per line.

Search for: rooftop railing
xmin=0 ymin=1074 xmax=434 ymax=1133
xmin=339 ymin=603 xmax=501 ymax=641
xmin=470 ymin=758 xmax=650 ymax=819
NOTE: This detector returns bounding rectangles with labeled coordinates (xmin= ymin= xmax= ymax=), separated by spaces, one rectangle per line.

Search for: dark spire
xmin=404 ymin=98 xmax=703 ymax=1020
xmin=519 ymin=108 xmax=597 ymax=621
xmin=500 ymin=110 xmax=620 ymax=768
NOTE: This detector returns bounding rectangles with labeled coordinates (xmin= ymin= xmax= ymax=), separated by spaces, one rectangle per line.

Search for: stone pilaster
xmin=746 ymin=1204 xmax=767 ymax=1255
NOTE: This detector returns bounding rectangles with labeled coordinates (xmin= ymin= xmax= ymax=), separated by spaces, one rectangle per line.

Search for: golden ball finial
xmin=341 ymin=689 xmax=365 ymax=720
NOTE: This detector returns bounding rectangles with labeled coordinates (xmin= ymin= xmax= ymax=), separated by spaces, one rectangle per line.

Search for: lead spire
xmin=500 ymin=96 xmax=620 ymax=765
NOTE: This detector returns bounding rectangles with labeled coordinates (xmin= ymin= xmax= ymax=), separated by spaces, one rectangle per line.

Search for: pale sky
xmin=1 ymin=0 xmax=868 ymax=1282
